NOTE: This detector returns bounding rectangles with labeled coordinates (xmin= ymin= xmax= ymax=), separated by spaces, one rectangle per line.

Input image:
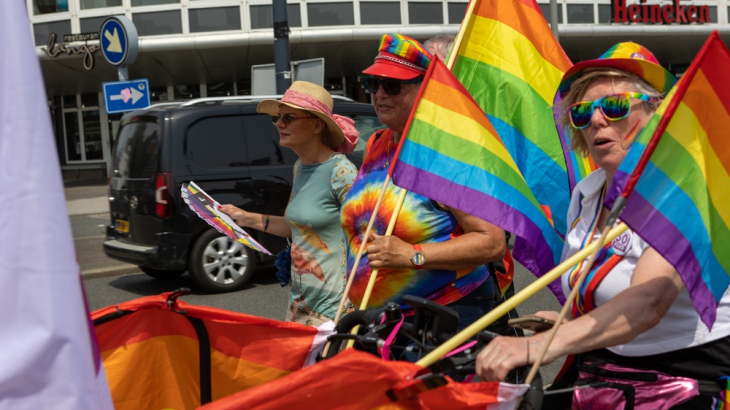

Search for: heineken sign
xmin=613 ymin=0 xmax=711 ymax=24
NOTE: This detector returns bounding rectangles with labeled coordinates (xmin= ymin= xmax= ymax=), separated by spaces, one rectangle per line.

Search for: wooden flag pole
xmin=332 ymin=174 xmax=391 ymax=325
xmin=414 ymin=223 xmax=629 ymax=368
xmin=445 ymin=0 xmax=478 ymax=69
xmin=522 ymin=224 xmax=614 ymax=385
xmin=345 ymin=187 xmax=408 ymax=349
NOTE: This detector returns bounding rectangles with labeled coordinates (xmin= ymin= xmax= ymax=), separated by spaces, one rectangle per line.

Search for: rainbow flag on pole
xmin=390 ymin=58 xmax=565 ymax=300
xmin=605 ymin=32 xmax=730 ymax=329
xmin=449 ymin=0 xmax=593 ymax=285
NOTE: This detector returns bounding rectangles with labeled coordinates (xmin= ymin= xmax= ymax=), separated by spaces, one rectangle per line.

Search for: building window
xmin=33 ymin=0 xmax=69 ymax=15
xmin=207 ymin=83 xmax=235 ymax=97
xmin=131 ymin=0 xmax=179 ymax=6
xmin=133 ymin=10 xmax=183 ymax=36
xmin=360 ymin=2 xmax=401 ymax=25
xmin=80 ymin=0 xmax=122 ymax=10
xmin=64 ymin=112 xmax=82 ymax=162
xmin=189 ymin=7 xmax=241 ymax=32
xmin=598 ymin=4 xmax=611 ymax=23
xmin=80 ymin=15 xmax=123 ymax=33
xmin=567 ymin=4 xmax=593 ymax=24
xmin=33 ymin=20 xmax=71 ymax=46
xmin=62 ymin=94 xmax=104 ymax=163
xmin=82 ymin=110 xmax=104 ymax=160
xmin=250 ymin=4 xmax=302 ymax=29
xmin=149 ymin=86 xmax=170 ymax=102
xmin=448 ymin=2 xmax=467 ymax=24
xmin=707 ymin=6 xmax=717 ymax=23
xmin=174 ymin=85 xmax=201 ymax=100
xmin=538 ymin=3 xmax=563 ymax=24
xmin=307 ymin=2 xmax=355 ymax=26
xmin=409 ymin=2 xmax=443 ymax=24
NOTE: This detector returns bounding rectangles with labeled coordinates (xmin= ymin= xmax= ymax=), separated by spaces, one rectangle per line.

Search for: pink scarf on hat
xmin=282 ymin=89 xmax=359 ymax=154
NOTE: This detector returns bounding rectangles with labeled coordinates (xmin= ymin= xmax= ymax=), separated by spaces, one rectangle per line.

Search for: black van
xmin=103 ymin=96 xmax=382 ymax=293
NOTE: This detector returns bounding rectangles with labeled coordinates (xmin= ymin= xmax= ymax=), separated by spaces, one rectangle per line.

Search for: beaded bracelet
xmin=264 ymin=214 xmax=270 ymax=232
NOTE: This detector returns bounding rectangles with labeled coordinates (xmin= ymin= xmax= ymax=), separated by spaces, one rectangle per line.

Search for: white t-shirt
xmin=561 ymin=168 xmax=730 ymax=356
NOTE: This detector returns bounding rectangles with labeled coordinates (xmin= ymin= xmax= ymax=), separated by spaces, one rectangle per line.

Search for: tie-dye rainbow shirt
xmin=341 ymin=129 xmax=489 ymax=309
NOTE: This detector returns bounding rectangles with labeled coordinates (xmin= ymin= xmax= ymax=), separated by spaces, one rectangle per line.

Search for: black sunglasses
xmin=270 ymin=114 xmax=314 ymax=126
xmin=363 ymin=76 xmax=424 ymax=95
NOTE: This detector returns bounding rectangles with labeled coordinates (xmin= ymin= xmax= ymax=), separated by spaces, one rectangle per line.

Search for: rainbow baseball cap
xmin=363 ymin=34 xmax=432 ymax=80
xmin=557 ymin=42 xmax=676 ymax=100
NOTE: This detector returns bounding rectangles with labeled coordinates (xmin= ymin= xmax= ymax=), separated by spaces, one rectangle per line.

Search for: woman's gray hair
xmin=556 ymin=68 xmax=664 ymax=157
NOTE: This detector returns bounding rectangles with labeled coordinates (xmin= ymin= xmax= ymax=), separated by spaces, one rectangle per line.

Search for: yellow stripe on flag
xmin=459 ymin=15 xmax=564 ymax=104
xmin=664 ymin=103 xmax=730 ymax=231
xmin=416 ymin=98 xmax=523 ymax=178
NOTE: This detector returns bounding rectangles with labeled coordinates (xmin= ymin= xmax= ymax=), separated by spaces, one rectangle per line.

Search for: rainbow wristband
xmin=264 ymin=214 xmax=270 ymax=232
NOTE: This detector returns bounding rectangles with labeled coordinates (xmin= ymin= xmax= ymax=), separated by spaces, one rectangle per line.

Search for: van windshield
xmin=113 ymin=115 xmax=161 ymax=179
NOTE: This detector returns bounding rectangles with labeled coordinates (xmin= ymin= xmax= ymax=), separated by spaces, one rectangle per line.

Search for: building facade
xmin=28 ymin=0 xmax=730 ymax=179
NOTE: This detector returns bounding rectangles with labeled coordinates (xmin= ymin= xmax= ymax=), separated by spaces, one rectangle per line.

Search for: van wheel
xmin=189 ymin=229 xmax=255 ymax=293
xmin=140 ymin=266 xmax=186 ymax=280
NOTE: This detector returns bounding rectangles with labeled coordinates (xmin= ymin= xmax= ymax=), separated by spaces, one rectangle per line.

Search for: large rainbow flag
xmin=93 ymin=293 xmax=329 ymax=409
xmin=449 ymin=0 xmax=592 ymax=285
xmin=605 ymin=32 xmax=730 ymax=329
xmin=390 ymin=57 xmax=566 ymax=300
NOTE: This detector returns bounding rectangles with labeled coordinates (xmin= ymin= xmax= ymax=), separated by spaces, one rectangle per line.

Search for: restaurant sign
xmin=42 ymin=32 xmax=100 ymax=71
xmin=613 ymin=0 xmax=711 ymax=24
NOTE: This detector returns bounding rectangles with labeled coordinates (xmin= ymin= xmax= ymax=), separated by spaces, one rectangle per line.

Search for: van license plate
xmin=115 ymin=220 xmax=129 ymax=233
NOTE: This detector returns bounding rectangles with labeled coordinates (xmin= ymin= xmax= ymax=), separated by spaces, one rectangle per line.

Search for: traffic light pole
xmin=273 ymin=0 xmax=292 ymax=94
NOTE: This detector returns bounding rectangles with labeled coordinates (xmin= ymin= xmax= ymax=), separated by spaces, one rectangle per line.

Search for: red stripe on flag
xmin=472 ymin=0 xmax=572 ymax=72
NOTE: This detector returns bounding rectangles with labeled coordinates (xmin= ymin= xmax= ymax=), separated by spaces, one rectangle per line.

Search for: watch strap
xmin=412 ymin=244 xmax=425 ymax=269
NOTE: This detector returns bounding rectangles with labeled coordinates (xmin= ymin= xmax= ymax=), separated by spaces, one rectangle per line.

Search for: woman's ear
xmin=313 ymin=118 xmax=326 ymax=135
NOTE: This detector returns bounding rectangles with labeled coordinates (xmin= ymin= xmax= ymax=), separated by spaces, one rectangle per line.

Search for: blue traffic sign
xmin=102 ymin=79 xmax=150 ymax=114
xmin=100 ymin=16 xmax=138 ymax=67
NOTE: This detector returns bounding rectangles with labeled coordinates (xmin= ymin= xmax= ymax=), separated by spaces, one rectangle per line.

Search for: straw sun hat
xmin=257 ymin=81 xmax=358 ymax=153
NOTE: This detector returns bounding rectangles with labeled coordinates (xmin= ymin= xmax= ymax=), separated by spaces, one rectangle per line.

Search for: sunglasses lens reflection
xmin=569 ymin=94 xmax=632 ymax=129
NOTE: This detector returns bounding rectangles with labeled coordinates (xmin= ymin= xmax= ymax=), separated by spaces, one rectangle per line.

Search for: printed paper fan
xmin=181 ymin=182 xmax=272 ymax=255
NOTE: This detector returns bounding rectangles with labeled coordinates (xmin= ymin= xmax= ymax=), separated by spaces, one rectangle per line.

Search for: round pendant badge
xmin=612 ymin=230 xmax=633 ymax=256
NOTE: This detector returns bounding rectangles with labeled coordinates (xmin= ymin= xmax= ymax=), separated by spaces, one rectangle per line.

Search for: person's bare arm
xmin=366 ymin=207 xmax=505 ymax=271
xmin=218 ymin=205 xmax=292 ymax=238
xmin=476 ymin=247 xmax=683 ymax=381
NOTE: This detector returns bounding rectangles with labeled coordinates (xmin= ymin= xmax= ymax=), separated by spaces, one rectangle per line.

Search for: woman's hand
xmin=218 ymin=204 xmax=256 ymax=228
xmin=532 ymin=311 xmax=572 ymax=324
xmin=366 ymin=233 xmax=414 ymax=269
xmin=476 ymin=334 xmax=556 ymax=381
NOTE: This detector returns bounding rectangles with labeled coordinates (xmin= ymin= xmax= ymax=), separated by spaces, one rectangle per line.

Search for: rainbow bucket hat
xmin=557 ymin=42 xmax=677 ymax=100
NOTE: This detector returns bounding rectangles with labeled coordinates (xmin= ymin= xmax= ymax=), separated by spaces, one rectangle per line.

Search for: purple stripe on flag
xmin=621 ymin=192 xmax=717 ymax=328
xmin=393 ymin=162 xmax=565 ymax=302
xmin=514 ymin=239 xmax=565 ymax=304
xmin=604 ymin=169 xmax=630 ymax=208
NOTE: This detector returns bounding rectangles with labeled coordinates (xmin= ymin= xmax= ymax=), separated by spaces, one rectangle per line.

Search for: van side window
xmin=346 ymin=114 xmax=385 ymax=159
xmin=243 ymin=114 xmax=298 ymax=166
xmin=186 ymin=116 xmax=248 ymax=169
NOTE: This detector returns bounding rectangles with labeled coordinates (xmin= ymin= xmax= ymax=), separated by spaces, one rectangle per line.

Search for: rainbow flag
xmin=390 ymin=57 xmax=566 ymax=300
xmin=93 ymin=294 xmax=326 ymax=409
xmin=605 ymin=32 xmax=730 ymax=329
xmin=449 ymin=0 xmax=593 ymax=285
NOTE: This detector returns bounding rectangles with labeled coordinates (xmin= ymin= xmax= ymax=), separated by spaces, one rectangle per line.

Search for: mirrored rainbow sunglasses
xmin=568 ymin=92 xmax=660 ymax=129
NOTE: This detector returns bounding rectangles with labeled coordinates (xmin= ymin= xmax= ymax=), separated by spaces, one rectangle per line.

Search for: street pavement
xmin=69 ymin=180 xmax=564 ymax=382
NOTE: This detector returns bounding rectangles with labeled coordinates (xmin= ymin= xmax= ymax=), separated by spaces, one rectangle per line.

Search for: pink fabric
xmin=282 ymin=89 xmax=359 ymax=153
xmin=573 ymin=362 xmax=699 ymax=410
xmin=377 ymin=315 xmax=404 ymax=361
xmin=332 ymin=115 xmax=358 ymax=154
xmin=444 ymin=340 xmax=477 ymax=358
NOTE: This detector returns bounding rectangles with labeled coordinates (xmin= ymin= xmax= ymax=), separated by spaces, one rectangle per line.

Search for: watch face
xmin=411 ymin=252 xmax=425 ymax=266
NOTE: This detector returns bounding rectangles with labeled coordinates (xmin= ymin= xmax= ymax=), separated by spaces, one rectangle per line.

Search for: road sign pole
xmin=273 ymin=0 xmax=292 ymax=94
xmin=118 ymin=67 xmax=129 ymax=81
